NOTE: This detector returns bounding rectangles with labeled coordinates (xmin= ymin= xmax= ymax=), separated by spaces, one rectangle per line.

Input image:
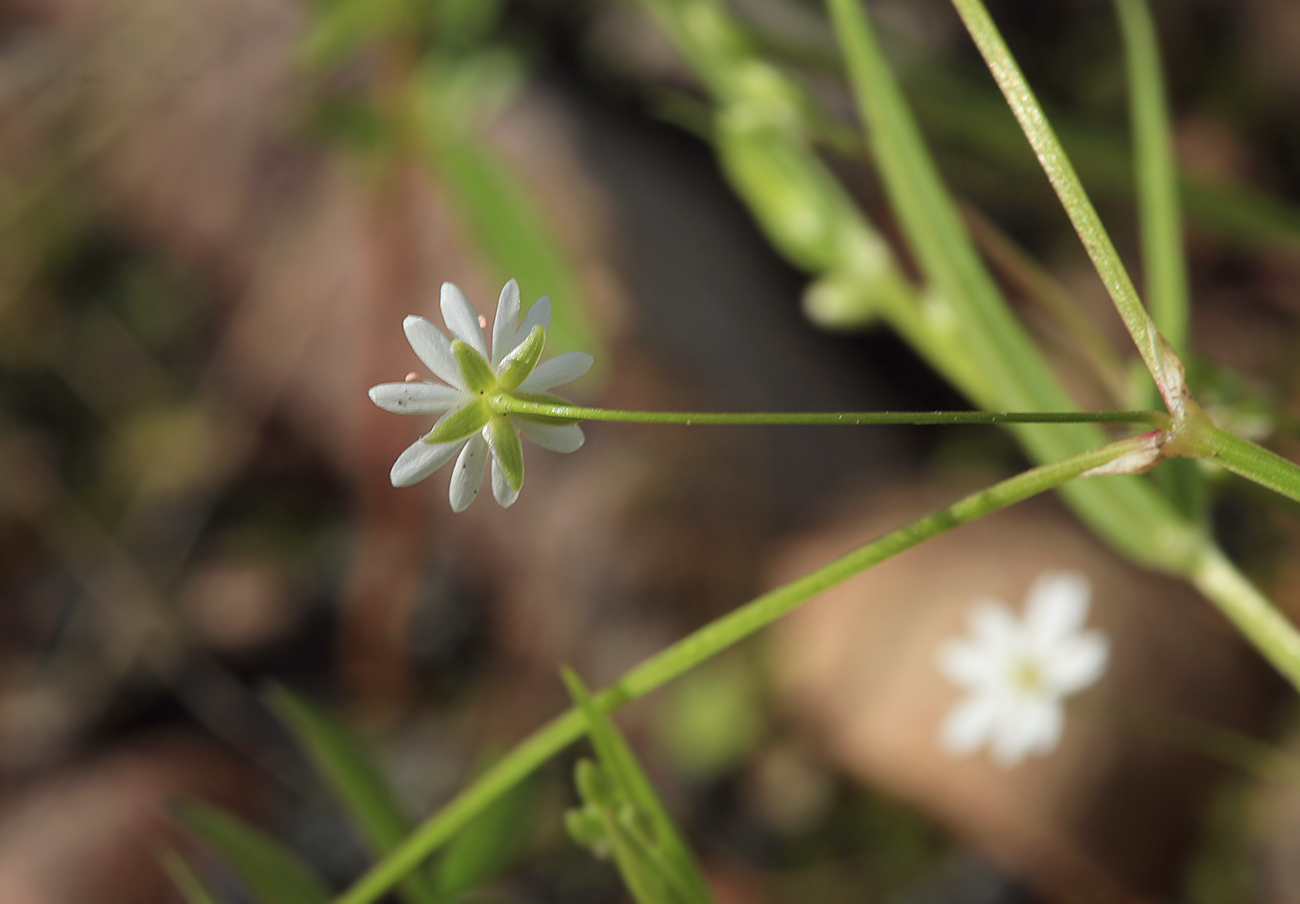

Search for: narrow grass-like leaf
xmin=159 ymin=850 xmax=223 ymax=904
xmin=945 ymin=0 xmax=1174 ymax=399
xmin=266 ymin=688 xmax=437 ymax=904
xmin=1112 ymin=0 xmax=1203 ymax=515
xmin=173 ymin=801 xmax=331 ymax=904
xmin=564 ymin=670 xmax=715 ymax=904
xmin=1115 ymin=0 xmax=1188 ymax=357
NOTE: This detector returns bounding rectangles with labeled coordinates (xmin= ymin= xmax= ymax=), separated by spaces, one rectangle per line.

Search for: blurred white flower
xmin=937 ymin=572 xmax=1108 ymax=767
xmin=368 ymin=280 xmax=593 ymax=511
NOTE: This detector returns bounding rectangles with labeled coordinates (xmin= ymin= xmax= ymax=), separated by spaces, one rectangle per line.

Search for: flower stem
xmin=331 ymin=435 xmax=1150 ymax=904
xmin=496 ymin=400 xmax=1166 ymax=428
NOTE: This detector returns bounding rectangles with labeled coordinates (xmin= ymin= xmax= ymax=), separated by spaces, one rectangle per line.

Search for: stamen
xmin=404 ymin=372 xmax=419 ymax=383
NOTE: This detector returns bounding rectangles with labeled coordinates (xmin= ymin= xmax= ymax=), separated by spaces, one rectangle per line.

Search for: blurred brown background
xmin=3 ymin=0 xmax=1300 ymax=901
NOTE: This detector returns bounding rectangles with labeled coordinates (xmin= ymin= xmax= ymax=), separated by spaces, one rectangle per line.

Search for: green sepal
xmin=423 ymin=399 xmax=490 ymax=445
xmin=497 ymin=325 xmax=546 ymax=391
xmin=484 ymin=416 xmax=524 ymax=490
xmin=452 ymin=339 xmax=497 ymax=394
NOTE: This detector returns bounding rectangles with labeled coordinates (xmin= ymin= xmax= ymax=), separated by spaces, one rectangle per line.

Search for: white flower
xmin=937 ymin=572 xmax=1109 ymax=767
xmin=368 ymin=280 xmax=593 ymax=511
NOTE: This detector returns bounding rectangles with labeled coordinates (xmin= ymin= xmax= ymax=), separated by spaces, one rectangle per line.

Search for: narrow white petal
xmin=491 ymin=457 xmax=521 ymax=508
xmin=491 ymin=280 xmax=521 ymax=367
xmin=441 ymin=282 xmax=488 ymax=358
xmin=390 ymin=437 xmax=463 ymax=488
xmin=501 ymin=294 xmax=552 ymax=360
xmin=369 ymin=382 xmax=468 ymax=415
xmin=937 ymin=640 xmax=1002 ymax=689
xmin=1043 ymin=632 xmax=1109 ymax=694
xmin=940 ymin=692 xmax=1002 ymax=756
xmin=1025 ymin=572 xmax=1091 ymax=647
xmin=448 ymin=433 xmax=489 ymax=512
xmin=991 ymin=698 xmax=1062 ymax=767
xmin=516 ymin=420 xmax=585 ymax=454
xmin=404 ymin=316 xmax=466 ymax=391
xmin=517 ymin=351 xmax=594 ymax=393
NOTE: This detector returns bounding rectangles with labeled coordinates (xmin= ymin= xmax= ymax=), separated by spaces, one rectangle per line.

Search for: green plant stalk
xmin=947 ymin=0 xmax=1175 ymax=400
xmin=1114 ymin=0 xmax=1188 ymax=358
xmin=823 ymin=0 xmax=1193 ymax=570
xmin=1191 ymin=424 xmax=1300 ymax=505
xmin=333 ymin=436 xmax=1148 ymax=904
xmin=494 ymin=399 xmax=1164 ymax=427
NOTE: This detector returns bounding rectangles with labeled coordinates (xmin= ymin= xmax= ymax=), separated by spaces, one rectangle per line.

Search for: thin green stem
xmin=333 ymin=436 xmax=1148 ymax=904
xmin=948 ymin=0 xmax=1176 ymax=402
xmin=1197 ymin=424 xmax=1300 ymax=505
xmin=496 ymin=400 xmax=1166 ymax=428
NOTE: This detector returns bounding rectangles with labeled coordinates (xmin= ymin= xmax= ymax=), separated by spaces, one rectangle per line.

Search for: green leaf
xmin=424 ymin=399 xmax=490 ymax=445
xmin=159 ymin=850 xmax=223 ymax=904
xmin=496 ymin=325 xmax=545 ymax=391
xmin=173 ymin=801 xmax=332 ymax=904
xmin=484 ymin=417 xmax=524 ymax=491
xmin=451 ymin=340 xmax=496 ymax=395
xmin=266 ymin=688 xmax=437 ymax=904
xmin=562 ymin=670 xmax=714 ymax=904
xmin=430 ymin=767 xmax=541 ymax=900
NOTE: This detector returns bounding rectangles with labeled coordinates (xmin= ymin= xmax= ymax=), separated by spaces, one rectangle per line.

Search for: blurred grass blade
xmin=1115 ymin=0 xmax=1188 ymax=358
xmin=266 ymin=688 xmax=437 ymax=904
xmin=435 ymin=139 xmax=603 ymax=367
xmin=1113 ymin=0 xmax=1203 ymax=515
xmin=159 ymin=849 xmax=223 ymax=904
xmin=173 ymin=801 xmax=332 ymax=904
xmin=945 ymin=0 xmax=1172 ymax=397
xmin=826 ymin=0 xmax=1061 ymax=413
xmin=430 ymin=765 xmax=541 ymax=900
xmin=563 ymin=669 xmax=714 ymax=904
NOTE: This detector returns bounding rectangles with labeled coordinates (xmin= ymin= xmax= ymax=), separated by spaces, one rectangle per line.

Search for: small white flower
xmin=937 ymin=572 xmax=1109 ymax=767
xmin=368 ymin=280 xmax=593 ymax=511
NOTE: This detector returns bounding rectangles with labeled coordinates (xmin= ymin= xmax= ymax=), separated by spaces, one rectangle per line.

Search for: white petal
xmin=491 ymin=280 xmax=521 ymax=367
xmin=1043 ymin=632 xmax=1109 ymax=694
xmin=516 ymin=420 xmax=585 ymax=454
xmin=491 ymin=457 xmax=521 ymax=508
xmin=404 ymin=316 xmax=466 ymax=391
xmin=940 ymin=692 xmax=1002 ymax=756
xmin=938 ymin=640 xmax=1002 ymax=689
xmin=441 ymin=282 xmax=488 ymax=358
xmin=990 ymin=697 xmax=1062 ymax=767
xmin=390 ymin=437 xmax=463 ymax=488
xmin=517 ymin=351 xmax=594 ymax=393
xmin=501 ymin=294 xmax=552 ymax=360
xmin=1025 ymin=572 xmax=1091 ymax=648
xmin=968 ymin=600 xmax=1018 ymax=650
xmin=448 ymin=433 xmax=489 ymax=512
xmin=369 ymin=382 xmax=468 ymax=415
